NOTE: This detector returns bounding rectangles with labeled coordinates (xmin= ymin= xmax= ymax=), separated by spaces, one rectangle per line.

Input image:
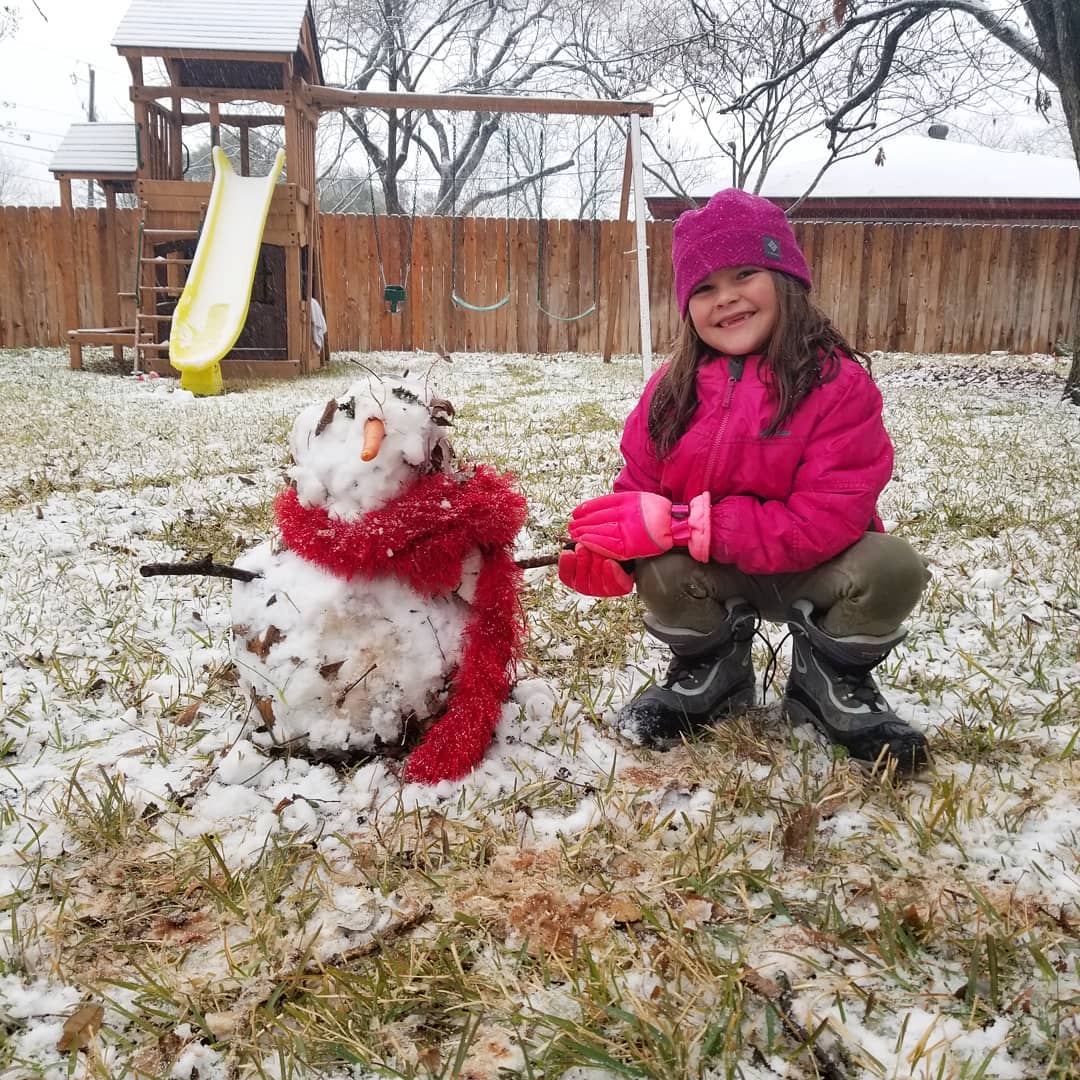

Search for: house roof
xmin=111 ymin=0 xmax=311 ymax=55
xmin=757 ymin=135 xmax=1080 ymax=200
xmin=48 ymin=123 xmax=137 ymax=178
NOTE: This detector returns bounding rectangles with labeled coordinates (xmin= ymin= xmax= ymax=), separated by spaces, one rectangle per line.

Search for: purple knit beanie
xmin=672 ymin=188 xmax=811 ymax=318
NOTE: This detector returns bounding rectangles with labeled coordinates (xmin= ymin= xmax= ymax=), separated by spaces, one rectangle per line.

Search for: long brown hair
xmin=647 ymin=271 xmax=869 ymax=456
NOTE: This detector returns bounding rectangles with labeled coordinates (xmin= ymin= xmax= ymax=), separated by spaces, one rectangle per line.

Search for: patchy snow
xmin=0 ymin=346 xmax=1076 ymax=1078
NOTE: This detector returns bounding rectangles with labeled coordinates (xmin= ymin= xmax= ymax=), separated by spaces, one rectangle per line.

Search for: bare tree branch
xmin=722 ymin=0 xmax=1045 ymax=116
xmin=316 ymin=0 xmax=601 ymax=216
xmin=824 ymin=10 xmax=926 ymax=146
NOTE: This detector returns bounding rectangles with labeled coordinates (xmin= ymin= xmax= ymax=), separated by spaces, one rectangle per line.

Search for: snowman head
xmin=287 ymin=374 xmax=456 ymax=517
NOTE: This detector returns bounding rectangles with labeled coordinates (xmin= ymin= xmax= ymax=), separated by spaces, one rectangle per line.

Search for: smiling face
xmin=686 ymin=265 xmax=779 ymax=356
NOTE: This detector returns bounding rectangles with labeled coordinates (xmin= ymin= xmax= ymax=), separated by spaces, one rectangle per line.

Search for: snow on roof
xmin=48 ymin=123 xmax=137 ymax=177
xmin=111 ymin=0 xmax=310 ymax=55
xmin=758 ymin=135 xmax=1080 ymax=200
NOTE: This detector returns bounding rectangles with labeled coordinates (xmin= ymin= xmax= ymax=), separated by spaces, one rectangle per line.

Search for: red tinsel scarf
xmin=275 ymin=465 xmax=528 ymax=784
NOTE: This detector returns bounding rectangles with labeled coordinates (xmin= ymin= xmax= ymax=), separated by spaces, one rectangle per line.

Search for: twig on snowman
xmin=139 ymin=553 xmax=262 ymax=582
xmin=139 ymin=551 xmax=560 ymax=580
xmin=334 ymin=663 xmax=377 ymax=709
xmin=515 ymin=552 xmax=559 ymax=569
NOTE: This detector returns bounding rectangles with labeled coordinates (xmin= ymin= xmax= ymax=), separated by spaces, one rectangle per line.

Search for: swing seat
xmin=384 ymin=284 xmax=407 ymax=313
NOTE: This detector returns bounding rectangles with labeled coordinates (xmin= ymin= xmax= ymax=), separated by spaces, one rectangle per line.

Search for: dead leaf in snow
xmin=57 ymin=1003 xmax=104 ymax=1053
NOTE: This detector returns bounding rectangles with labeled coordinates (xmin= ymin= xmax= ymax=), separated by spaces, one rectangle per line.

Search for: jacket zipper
xmin=702 ymin=355 xmax=746 ymax=486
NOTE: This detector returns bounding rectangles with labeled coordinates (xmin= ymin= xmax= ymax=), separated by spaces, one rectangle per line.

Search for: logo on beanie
xmin=763 ymin=236 xmax=782 ymax=261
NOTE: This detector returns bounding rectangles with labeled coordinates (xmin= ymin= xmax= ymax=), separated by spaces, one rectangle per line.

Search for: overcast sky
xmin=0 ymin=0 xmax=135 ymax=203
xmin=0 ymin=0 xmax=1070 ymax=208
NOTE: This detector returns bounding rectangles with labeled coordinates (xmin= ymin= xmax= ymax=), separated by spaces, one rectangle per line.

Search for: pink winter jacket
xmin=614 ymin=352 xmax=893 ymax=575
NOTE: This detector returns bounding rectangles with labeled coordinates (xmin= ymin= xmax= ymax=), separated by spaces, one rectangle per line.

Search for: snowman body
xmin=231 ymin=376 xmax=472 ymax=756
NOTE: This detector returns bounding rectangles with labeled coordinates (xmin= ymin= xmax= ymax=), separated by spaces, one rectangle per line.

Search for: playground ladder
xmin=133 ymin=222 xmax=199 ymax=372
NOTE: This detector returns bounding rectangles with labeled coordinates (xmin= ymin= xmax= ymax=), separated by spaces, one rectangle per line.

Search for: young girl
xmin=559 ymin=188 xmax=930 ymax=773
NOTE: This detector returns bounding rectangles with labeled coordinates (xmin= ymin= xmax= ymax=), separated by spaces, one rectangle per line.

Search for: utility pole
xmin=86 ymin=63 xmax=96 ymax=208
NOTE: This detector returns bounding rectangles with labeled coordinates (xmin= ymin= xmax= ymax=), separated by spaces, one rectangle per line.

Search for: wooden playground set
xmin=48 ymin=0 xmax=656 ymax=389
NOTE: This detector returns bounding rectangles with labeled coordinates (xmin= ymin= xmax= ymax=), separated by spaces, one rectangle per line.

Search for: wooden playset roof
xmin=48 ymin=123 xmax=137 ymax=181
xmin=112 ymin=0 xmax=315 ymax=59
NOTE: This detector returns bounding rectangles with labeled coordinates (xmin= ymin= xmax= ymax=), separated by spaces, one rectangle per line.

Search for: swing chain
xmin=449 ymin=120 xmax=513 ymax=313
xmin=536 ymin=126 xmax=601 ymax=322
xmin=370 ymin=154 xmax=419 ymax=314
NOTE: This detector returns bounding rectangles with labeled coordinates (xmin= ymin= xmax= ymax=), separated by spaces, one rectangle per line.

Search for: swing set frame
xmin=305 ymin=87 xmax=656 ymax=376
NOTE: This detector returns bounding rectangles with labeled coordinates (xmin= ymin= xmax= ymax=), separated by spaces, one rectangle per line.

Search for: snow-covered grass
xmin=0 ymin=346 xmax=1077 ymax=1080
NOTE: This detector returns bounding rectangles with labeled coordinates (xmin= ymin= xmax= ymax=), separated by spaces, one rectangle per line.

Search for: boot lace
xmin=758 ymin=629 xmax=788 ymax=705
xmin=661 ymin=652 xmax=716 ymax=689
xmin=832 ymin=669 xmax=886 ymax=710
xmin=662 ymin=605 xmax=760 ymax=691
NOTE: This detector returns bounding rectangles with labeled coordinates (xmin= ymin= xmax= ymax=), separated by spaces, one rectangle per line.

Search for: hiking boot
xmin=785 ymin=599 xmax=929 ymax=774
xmin=615 ymin=599 xmax=758 ymax=749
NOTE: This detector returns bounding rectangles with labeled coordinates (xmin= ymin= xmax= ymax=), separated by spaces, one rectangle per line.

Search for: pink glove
xmin=568 ymin=491 xmax=712 ymax=562
xmin=558 ymin=545 xmax=634 ymax=597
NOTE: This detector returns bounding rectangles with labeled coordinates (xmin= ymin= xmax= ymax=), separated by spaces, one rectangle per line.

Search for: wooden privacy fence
xmin=1 ymin=207 xmax=1078 ymax=356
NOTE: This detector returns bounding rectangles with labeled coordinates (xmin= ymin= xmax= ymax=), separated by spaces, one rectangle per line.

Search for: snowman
xmin=230 ymin=373 xmax=528 ymax=784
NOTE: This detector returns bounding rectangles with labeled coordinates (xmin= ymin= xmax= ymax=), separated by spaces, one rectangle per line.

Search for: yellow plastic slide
xmin=169 ymin=146 xmax=286 ymax=395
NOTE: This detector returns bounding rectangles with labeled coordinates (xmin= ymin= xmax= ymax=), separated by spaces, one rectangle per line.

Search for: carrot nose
xmin=360 ymin=416 xmax=386 ymax=461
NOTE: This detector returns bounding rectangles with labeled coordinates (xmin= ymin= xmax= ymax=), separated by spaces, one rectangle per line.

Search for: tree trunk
xmin=1064 ymin=342 xmax=1080 ymax=407
xmin=1059 ymin=49 xmax=1080 ymax=408
xmin=1022 ymin=0 xmax=1080 ymax=179
xmin=1020 ymin=2 xmax=1080 ymax=407
xmin=1059 ymin=69 xmax=1080 ymax=181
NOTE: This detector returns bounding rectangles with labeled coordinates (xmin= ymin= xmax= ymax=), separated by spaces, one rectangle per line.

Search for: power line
xmin=1 ymin=100 xmax=85 ymax=119
xmin=320 ymin=146 xmax=729 ymax=189
xmin=0 ymin=137 xmax=56 ymax=158
xmin=2 ymin=38 xmax=99 ymax=66
xmin=0 ymin=166 xmax=52 ymax=183
xmin=1 ymin=125 xmax=66 ymax=141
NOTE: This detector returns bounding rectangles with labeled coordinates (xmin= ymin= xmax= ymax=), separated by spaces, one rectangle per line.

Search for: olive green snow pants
xmin=635 ymin=532 xmax=929 ymax=639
